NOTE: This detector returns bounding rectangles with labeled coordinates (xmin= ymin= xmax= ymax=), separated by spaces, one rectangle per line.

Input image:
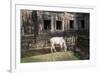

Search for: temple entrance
xmin=56 ymin=21 xmax=62 ymax=30
xmin=80 ymin=20 xmax=85 ymax=29
xmin=44 ymin=20 xmax=51 ymax=30
xmin=69 ymin=20 xmax=74 ymax=29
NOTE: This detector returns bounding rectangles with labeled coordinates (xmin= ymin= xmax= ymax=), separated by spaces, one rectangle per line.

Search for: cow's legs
xmin=51 ymin=44 xmax=54 ymax=53
xmin=51 ymin=45 xmax=53 ymax=53
xmin=51 ymin=44 xmax=56 ymax=53
xmin=53 ymin=46 xmax=56 ymax=52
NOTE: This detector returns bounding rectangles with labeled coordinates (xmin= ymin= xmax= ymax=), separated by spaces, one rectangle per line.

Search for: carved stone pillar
xmin=51 ymin=15 xmax=54 ymax=32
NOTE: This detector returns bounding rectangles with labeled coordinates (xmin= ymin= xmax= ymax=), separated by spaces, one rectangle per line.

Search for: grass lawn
xmin=21 ymin=51 xmax=79 ymax=63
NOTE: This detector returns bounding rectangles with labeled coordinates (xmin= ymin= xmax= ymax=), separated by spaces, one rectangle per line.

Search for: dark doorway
xmin=70 ymin=20 xmax=74 ymax=29
xmin=56 ymin=21 xmax=62 ymax=30
xmin=80 ymin=20 xmax=85 ymax=29
xmin=44 ymin=20 xmax=51 ymax=30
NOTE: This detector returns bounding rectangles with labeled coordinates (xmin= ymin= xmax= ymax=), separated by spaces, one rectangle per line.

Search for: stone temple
xmin=20 ymin=10 xmax=89 ymax=51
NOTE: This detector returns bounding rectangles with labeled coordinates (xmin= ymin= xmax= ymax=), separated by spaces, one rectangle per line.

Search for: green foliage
xmin=76 ymin=31 xmax=89 ymax=49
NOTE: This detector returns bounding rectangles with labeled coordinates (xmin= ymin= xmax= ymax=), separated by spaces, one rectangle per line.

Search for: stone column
xmin=67 ymin=20 xmax=70 ymax=31
xmin=64 ymin=13 xmax=69 ymax=31
xmin=51 ymin=15 xmax=54 ymax=32
xmin=74 ymin=19 xmax=78 ymax=30
xmin=62 ymin=18 xmax=64 ymax=31
xmin=21 ymin=18 xmax=24 ymax=35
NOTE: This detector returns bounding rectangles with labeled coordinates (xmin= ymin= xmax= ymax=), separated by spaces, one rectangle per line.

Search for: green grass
xmin=21 ymin=51 xmax=79 ymax=63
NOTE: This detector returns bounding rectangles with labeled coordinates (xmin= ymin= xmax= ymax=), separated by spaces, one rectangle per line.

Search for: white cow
xmin=50 ymin=37 xmax=67 ymax=53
